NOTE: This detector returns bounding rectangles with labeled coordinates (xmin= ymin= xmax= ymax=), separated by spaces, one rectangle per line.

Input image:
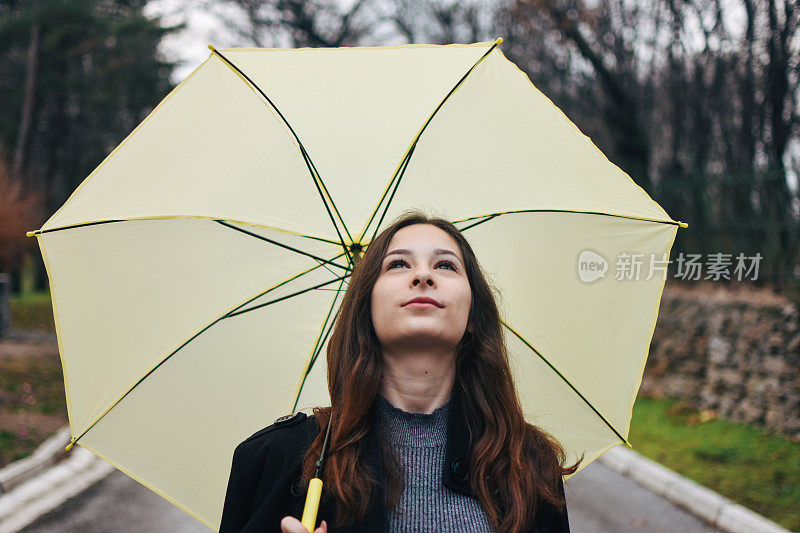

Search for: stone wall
xmin=641 ymin=281 xmax=800 ymax=440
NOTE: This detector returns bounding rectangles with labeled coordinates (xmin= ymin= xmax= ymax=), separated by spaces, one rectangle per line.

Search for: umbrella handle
xmin=301 ymin=477 xmax=323 ymax=532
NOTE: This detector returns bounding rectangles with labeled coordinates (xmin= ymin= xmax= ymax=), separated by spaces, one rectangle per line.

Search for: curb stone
xmin=0 ymin=427 xmax=70 ymax=494
xmin=598 ymin=446 xmax=791 ymax=533
xmin=0 ymin=447 xmax=113 ymax=533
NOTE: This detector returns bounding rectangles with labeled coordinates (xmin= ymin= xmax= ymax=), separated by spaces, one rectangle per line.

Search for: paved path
xmin=20 ymin=460 xmax=722 ymax=532
xmin=565 ymin=460 xmax=721 ymax=532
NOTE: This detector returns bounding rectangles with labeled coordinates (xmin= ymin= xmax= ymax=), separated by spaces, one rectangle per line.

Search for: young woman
xmin=219 ymin=212 xmax=580 ymax=533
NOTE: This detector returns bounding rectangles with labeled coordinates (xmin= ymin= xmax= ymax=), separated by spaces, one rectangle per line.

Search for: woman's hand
xmin=280 ymin=516 xmax=327 ymax=533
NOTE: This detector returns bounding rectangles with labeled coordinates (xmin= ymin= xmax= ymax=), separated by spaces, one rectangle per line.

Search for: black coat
xmin=218 ymin=385 xmax=570 ymax=533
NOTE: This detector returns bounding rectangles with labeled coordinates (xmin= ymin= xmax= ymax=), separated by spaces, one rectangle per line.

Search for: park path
xmin=20 ymin=459 xmax=722 ymax=532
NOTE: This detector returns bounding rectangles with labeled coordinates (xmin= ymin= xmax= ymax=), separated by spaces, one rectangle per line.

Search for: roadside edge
xmin=0 ymin=430 xmax=113 ymax=533
xmin=0 ymin=427 xmax=70 ymax=494
xmin=598 ymin=446 xmax=791 ymax=533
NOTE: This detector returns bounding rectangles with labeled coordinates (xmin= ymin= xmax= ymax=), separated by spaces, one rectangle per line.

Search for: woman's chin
xmin=385 ymin=331 xmax=463 ymax=352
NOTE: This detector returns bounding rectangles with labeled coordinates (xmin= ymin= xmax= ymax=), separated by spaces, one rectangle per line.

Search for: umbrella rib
xmin=313 ymin=257 xmax=343 ymax=280
xmin=225 ymin=274 xmax=351 ymax=318
xmin=65 ymin=257 xmax=349 ymax=450
xmin=312 ymin=248 xmax=354 ymax=279
xmin=357 ymin=38 xmax=504 ymax=243
xmin=453 ymin=209 xmax=689 ymax=229
xmin=298 ymin=143 xmax=356 ymax=246
xmin=501 ymin=319 xmax=631 ymax=447
xmin=455 ymin=213 xmax=500 ymax=232
xmin=26 ymin=216 xmax=345 ymax=245
xmin=208 ymin=47 xmax=355 ymax=261
xmin=216 ymin=220 xmax=350 ymax=271
xmin=289 ymin=276 xmax=348 ymax=413
xmin=297 ymin=142 xmax=356 ymax=259
xmin=304 ymin=282 xmax=345 ymax=372
xmin=368 ymin=143 xmax=417 ymax=243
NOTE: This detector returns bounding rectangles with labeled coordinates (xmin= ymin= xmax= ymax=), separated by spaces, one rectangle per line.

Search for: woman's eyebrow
xmin=384 ymin=248 xmax=462 ymax=262
xmin=433 ymin=249 xmax=461 ymax=260
xmin=385 ymin=248 xmax=412 ymax=257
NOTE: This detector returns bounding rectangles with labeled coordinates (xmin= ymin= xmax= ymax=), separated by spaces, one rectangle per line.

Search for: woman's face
xmin=370 ymin=223 xmax=472 ymax=354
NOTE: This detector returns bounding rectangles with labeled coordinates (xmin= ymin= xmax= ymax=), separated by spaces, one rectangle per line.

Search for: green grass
xmin=0 ymin=344 xmax=67 ymax=468
xmin=1 ymin=292 xmax=66 ymax=467
xmin=10 ymin=291 xmax=55 ymax=333
xmin=629 ymin=396 xmax=800 ymax=531
xmin=0 ymin=429 xmax=40 ymax=465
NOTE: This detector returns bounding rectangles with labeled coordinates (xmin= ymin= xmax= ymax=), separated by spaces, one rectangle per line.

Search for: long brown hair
xmin=301 ymin=210 xmax=581 ymax=532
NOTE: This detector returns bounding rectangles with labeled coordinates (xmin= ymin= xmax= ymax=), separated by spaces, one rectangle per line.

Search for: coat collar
xmin=441 ymin=378 xmax=475 ymax=496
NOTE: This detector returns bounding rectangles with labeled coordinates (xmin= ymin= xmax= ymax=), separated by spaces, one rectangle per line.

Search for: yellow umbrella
xmin=26 ymin=39 xmax=687 ymax=530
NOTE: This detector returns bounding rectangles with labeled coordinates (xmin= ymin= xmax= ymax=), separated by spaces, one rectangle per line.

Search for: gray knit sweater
xmin=375 ymin=393 xmax=494 ymax=533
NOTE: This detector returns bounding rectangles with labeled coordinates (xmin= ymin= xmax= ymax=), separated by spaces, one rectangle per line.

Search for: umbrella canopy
xmin=28 ymin=40 xmax=687 ymax=530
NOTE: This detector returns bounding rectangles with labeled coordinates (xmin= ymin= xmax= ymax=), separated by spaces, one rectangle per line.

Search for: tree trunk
xmin=764 ymin=0 xmax=796 ymax=283
xmin=11 ymin=23 xmax=40 ymax=183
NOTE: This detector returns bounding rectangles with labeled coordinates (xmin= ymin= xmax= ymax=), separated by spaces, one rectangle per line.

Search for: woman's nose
xmin=412 ymin=268 xmax=435 ymax=287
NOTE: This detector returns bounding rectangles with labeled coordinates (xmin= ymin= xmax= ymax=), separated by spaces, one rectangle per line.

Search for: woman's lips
xmin=403 ymin=297 xmax=443 ymax=307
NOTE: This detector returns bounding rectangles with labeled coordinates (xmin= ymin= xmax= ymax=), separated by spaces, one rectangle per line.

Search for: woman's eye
xmin=437 ymin=260 xmax=456 ymax=271
xmin=386 ymin=259 xmax=456 ymax=271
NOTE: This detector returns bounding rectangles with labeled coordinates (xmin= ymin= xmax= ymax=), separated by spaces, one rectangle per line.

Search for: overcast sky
xmin=144 ymin=0 xmax=390 ymax=81
xmin=144 ymin=0 xmax=244 ymax=81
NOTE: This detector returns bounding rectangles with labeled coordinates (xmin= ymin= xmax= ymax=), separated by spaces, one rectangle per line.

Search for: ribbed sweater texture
xmin=375 ymin=393 xmax=494 ymax=533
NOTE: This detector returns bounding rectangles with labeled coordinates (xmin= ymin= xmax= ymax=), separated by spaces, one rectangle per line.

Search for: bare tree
xmin=763 ymin=0 xmax=798 ymax=279
xmin=495 ymin=0 xmax=799 ymax=284
xmin=498 ymin=0 xmax=655 ymax=190
xmin=214 ymin=0 xmax=496 ymax=49
xmin=11 ymin=21 xmax=39 ymax=182
xmin=386 ymin=0 xmax=495 ymax=44
xmin=216 ymin=0 xmax=374 ymax=47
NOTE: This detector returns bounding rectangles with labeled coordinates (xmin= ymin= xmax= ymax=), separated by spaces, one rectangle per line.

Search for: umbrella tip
xmin=65 ymin=441 xmax=74 ymax=452
xmin=678 ymin=221 xmax=689 ymax=228
xmin=495 ymin=37 xmax=503 ymax=45
xmin=26 ymin=230 xmax=36 ymax=237
xmin=208 ymin=44 xmax=217 ymax=52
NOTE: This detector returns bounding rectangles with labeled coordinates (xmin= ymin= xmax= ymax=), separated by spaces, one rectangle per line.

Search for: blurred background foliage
xmin=0 ymin=0 xmax=178 ymax=289
xmin=0 ymin=0 xmax=798 ymax=297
